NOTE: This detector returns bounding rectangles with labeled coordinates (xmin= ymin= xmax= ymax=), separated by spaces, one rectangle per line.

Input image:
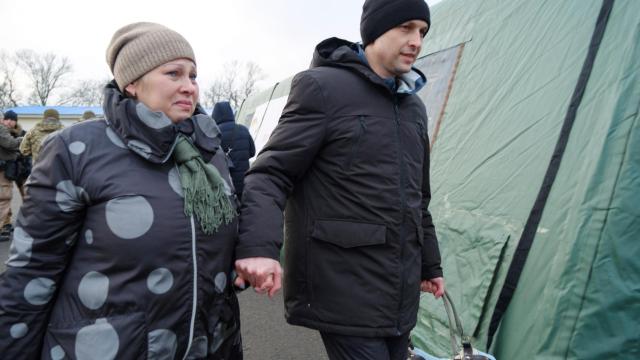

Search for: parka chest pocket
xmin=331 ymin=114 xmax=397 ymax=173
xmin=346 ymin=116 xmax=367 ymax=170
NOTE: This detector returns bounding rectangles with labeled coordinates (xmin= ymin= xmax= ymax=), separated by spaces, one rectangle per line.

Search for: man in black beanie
xmin=235 ymin=1 xmax=444 ymax=359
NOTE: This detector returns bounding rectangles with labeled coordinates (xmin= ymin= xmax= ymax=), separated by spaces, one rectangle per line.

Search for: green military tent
xmin=237 ymin=0 xmax=639 ymax=358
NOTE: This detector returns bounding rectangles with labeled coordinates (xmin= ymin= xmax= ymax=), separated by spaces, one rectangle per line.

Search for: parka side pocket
xmin=307 ymin=219 xmax=397 ymax=330
xmin=311 ymin=218 xmax=385 ymax=248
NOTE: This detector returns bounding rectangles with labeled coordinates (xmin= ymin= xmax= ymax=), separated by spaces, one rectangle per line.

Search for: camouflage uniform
xmin=0 ymin=124 xmax=21 ymax=234
xmin=20 ymin=119 xmax=63 ymax=163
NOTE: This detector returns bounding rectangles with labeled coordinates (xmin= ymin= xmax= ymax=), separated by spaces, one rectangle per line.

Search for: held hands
xmin=234 ymin=257 xmax=283 ymax=298
xmin=421 ymin=277 xmax=445 ymax=299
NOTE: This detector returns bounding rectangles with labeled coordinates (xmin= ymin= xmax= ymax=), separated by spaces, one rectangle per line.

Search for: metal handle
xmin=442 ymin=290 xmax=471 ymax=357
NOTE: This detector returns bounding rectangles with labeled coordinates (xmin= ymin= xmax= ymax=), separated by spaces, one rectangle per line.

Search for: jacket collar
xmin=102 ymin=80 xmax=221 ymax=164
xmin=311 ymin=37 xmax=427 ymax=95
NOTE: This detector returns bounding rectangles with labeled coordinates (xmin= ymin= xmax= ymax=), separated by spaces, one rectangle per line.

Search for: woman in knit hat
xmin=0 ymin=22 xmax=243 ymax=359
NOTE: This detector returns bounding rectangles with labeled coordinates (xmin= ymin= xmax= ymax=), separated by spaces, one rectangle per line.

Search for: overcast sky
xmin=0 ymin=0 xmax=441 ymax=101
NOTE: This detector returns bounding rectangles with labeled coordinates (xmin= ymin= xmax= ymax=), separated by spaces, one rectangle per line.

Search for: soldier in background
xmin=78 ymin=110 xmax=96 ymax=122
xmin=2 ymin=110 xmax=30 ymax=198
xmin=20 ymin=108 xmax=64 ymax=164
xmin=0 ymin=110 xmax=23 ymax=242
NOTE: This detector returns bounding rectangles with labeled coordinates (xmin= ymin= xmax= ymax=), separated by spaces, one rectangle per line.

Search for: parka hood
xmin=311 ymin=37 xmax=427 ymax=95
xmin=103 ymin=80 xmax=221 ymax=164
xmin=212 ymin=101 xmax=235 ymax=125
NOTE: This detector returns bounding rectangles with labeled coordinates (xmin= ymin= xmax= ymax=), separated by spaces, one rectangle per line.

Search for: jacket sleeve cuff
xmin=422 ymin=264 xmax=443 ymax=280
xmin=235 ymin=245 xmax=280 ymax=261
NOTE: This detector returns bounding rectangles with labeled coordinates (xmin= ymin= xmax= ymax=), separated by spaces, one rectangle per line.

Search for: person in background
xmin=78 ymin=110 xmax=96 ymax=122
xmin=0 ymin=110 xmax=30 ymax=238
xmin=0 ymin=110 xmax=22 ymax=242
xmin=212 ymin=101 xmax=255 ymax=199
xmin=2 ymin=110 xmax=30 ymax=197
xmin=0 ymin=22 xmax=242 ymax=359
xmin=234 ymin=0 xmax=444 ymax=359
xmin=19 ymin=108 xmax=64 ymax=164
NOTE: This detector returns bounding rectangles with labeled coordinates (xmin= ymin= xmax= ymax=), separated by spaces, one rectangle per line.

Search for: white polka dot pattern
xmin=210 ymin=322 xmax=224 ymax=354
xmin=24 ymin=277 xmax=56 ymax=305
xmin=105 ymin=196 xmax=154 ymax=239
xmin=136 ymin=103 xmax=173 ymax=129
xmin=78 ymin=271 xmax=109 ymax=310
xmin=195 ymin=114 xmax=220 ymax=139
xmin=168 ymin=167 xmax=183 ymax=197
xmin=69 ymin=141 xmax=86 ymax=155
xmin=85 ymin=229 xmax=94 ymax=245
xmin=50 ymin=345 xmax=65 ymax=360
xmin=147 ymin=268 xmax=174 ymax=295
xmin=75 ymin=318 xmax=119 ymax=360
xmin=187 ymin=336 xmax=208 ymax=359
xmin=56 ymin=181 xmax=89 ymax=213
xmin=214 ymin=272 xmax=227 ymax=294
xmin=10 ymin=323 xmax=28 ymax=339
xmin=6 ymin=227 xmax=34 ymax=267
xmin=106 ymin=127 xmax=126 ymax=149
xmin=148 ymin=329 xmax=178 ymax=360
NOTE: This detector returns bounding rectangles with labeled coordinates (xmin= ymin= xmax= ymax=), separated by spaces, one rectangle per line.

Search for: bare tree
xmin=242 ymin=62 xmax=263 ymax=101
xmin=0 ymin=52 xmax=21 ymax=109
xmin=15 ymin=49 xmax=72 ymax=106
xmin=59 ymin=78 xmax=109 ymax=106
xmin=202 ymin=80 xmax=224 ymax=109
xmin=202 ymin=61 xmax=265 ymax=111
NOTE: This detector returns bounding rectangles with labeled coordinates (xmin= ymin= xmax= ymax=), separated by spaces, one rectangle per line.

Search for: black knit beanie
xmin=3 ymin=110 xmax=18 ymax=121
xmin=360 ymin=0 xmax=431 ymax=47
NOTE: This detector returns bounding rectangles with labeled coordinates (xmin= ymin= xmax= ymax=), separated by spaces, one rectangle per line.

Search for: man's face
xmin=2 ymin=119 xmax=16 ymax=129
xmin=365 ymin=19 xmax=428 ymax=78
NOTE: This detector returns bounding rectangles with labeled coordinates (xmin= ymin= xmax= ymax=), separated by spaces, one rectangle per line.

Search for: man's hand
xmin=234 ymin=257 xmax=283 ymax=298
xmin=420 ymin=277 xmax=445 ymax=299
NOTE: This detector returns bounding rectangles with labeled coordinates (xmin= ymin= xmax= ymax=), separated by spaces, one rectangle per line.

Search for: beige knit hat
xmin=106 ymin=22 xmax=196 ymax=92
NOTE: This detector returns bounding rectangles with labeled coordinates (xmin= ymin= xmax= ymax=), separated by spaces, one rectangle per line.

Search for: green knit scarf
xmin=173 ymin=135 xmax=235 ymax=234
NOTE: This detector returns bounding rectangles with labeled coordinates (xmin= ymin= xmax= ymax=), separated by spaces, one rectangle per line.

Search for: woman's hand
xmin=234 ymin=257 xmax=283 ymax=298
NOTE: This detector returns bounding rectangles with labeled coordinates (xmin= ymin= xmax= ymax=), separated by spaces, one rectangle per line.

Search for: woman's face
xmin=125 ymin=58 xmax=199 ymax=123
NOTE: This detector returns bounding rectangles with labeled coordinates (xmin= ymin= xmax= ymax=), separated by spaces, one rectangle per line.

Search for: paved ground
xmin=0 ymin=185 xmax=328 ymax=360
xmin=238 ymin=290 xmax=328 ymax=360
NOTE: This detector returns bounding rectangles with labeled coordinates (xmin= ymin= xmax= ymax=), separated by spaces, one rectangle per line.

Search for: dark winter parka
xmin=0 ymin=123 xmax=21 ymax=161
xmin=212 ymin=101 xmax=255 ymax=198
xmin=237 ymin=38 xmax=442 ymax=337
xmin=0 ymin=82 xmax=242 ymax=359
xmin=5 ymin=125 xmax=31 ymax=185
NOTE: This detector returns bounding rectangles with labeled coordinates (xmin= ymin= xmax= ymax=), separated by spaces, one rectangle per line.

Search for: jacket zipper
xmin=182 ymin=215 xmax=198 ymax=359
xmin=347 ymin=116 xmax=367 ymax=169
xmin=394 ymin=97 xmax=408 ymax=335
